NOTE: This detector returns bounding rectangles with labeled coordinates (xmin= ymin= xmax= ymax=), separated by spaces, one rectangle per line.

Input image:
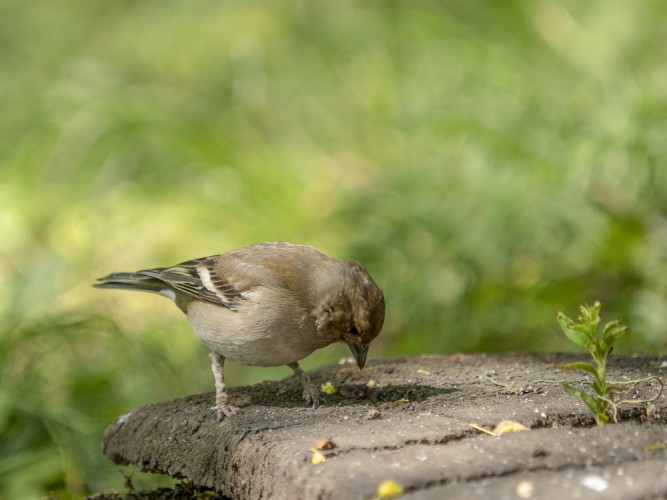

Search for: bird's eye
xmin=349 ymin=324 xmax=359 ymax=335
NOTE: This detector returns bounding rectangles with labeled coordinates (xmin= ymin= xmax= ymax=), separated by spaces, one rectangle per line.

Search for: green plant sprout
xmin=557 ymin=301 xmax=662 ymax=427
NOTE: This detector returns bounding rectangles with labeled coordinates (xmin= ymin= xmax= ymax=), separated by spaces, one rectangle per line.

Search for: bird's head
xmin=339 ymin=260 xmax=385 ymax=370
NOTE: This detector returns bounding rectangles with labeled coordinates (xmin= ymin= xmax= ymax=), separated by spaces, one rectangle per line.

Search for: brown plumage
xmin=95 ymin=242 xmax=385 ymax=421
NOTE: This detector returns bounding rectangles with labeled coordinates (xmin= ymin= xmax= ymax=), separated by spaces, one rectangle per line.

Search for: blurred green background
xmin=1 ymin=0 xmax=666 ymax=497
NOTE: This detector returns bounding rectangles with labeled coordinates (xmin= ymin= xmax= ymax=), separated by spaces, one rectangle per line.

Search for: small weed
xmin=557 ymin=301 xmax=662 ymax=426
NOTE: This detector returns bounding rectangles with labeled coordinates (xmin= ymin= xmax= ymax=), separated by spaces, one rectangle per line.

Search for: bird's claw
xmin=214 ymin=404 xmax=241 ymax=422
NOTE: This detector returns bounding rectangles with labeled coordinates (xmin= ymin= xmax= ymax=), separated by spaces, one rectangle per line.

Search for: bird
xmin=94 ymin=242 xmax=385 ymax=421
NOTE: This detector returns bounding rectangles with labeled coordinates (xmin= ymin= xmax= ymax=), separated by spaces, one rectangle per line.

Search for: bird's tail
xmin=94 ymin=272 xmax=166 ymax=294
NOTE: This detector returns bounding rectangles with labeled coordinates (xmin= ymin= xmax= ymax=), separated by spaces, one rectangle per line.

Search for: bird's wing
xmin=138 ymin=255 xmax=285 ymax=310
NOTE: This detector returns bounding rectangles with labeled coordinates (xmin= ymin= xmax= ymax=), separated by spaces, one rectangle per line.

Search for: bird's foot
xmin=303 ymin=384 xmax=322 ymax=409
xmin=209 ymin=352 xmax=240 ymax=422
xmin=288 ymin=361 xmax=322 ymax=409
xmin=212 ymin=403 xmax=241 ymax=422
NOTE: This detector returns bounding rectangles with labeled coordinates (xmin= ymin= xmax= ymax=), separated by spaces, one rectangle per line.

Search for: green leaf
xmin=562 ymin=383 xmax=598 ymax=414
xmin=572 ymin=323 xmax=595 ymax=336
xmin=603 ymin=319 xmax=620 ymax=333
xmin=603 ymin=321 xmax=628 ymax=346
xmin=581 ymin=302 xmax=601 ymax=324
xmin=558 ymin=362 xmax=598 ymax=378
xmin=557 ymin=312 xmax=575 ymax=329
xmin=557 ymin=313 xmax=594 ymax=350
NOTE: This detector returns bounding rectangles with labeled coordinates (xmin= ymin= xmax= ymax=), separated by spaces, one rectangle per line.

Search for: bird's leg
xmin=209 ymin=352 xmax=241 ymax=421
xmin=288 ymin=361 xmax=321 ymax=408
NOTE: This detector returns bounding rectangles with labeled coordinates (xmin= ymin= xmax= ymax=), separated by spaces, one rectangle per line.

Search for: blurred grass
xmin=1 ymin=0 xmax=667 ymax=497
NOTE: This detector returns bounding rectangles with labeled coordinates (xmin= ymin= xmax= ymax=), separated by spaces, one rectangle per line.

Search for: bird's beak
xmin=347 ymin=342 xmax=368 ymax=370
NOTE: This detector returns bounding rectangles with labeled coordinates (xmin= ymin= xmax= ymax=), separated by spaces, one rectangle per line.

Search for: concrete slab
xmin=101 ymin=354 xmax=667 ymax=499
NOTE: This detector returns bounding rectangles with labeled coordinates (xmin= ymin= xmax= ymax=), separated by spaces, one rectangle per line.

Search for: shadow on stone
xmin=237 ymin=380 xmax=458 ymax=409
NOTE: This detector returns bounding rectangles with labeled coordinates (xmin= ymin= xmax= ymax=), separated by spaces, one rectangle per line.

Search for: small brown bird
xmin=95 ymin=242 xmax=385 ymax=421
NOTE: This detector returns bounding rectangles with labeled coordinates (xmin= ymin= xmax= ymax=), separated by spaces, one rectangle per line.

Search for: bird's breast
xmin=185 ymin=291 xmax=333 ymax=366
